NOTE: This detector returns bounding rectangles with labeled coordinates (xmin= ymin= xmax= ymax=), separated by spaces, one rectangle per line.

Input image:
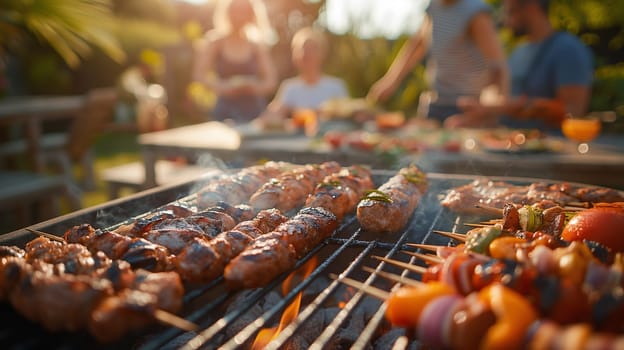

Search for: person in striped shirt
xmin=445 ymin=0 xmax=593 ymax=130
xmin=367 ymin=0 xmax=508 ymax=124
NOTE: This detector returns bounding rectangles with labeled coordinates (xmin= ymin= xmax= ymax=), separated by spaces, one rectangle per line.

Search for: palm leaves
xmin=1 ymin=0 xmax=125 ymax=67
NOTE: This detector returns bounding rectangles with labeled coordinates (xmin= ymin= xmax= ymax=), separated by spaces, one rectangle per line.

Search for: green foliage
xmin=1 ymin=0 xmax=125 ymax=67
xmin=324 ymin=34 xmax=427 ymax=114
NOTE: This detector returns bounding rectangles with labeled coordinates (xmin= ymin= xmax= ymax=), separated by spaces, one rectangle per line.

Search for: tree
xmin=1 ymin=0 xmax=125 ymax=68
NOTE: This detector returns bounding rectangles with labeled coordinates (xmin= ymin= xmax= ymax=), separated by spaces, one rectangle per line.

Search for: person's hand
xmin=367 ymin=75 xmax=399 ymax=103
xmin=444 ymin=96 xmax=497 ymax=129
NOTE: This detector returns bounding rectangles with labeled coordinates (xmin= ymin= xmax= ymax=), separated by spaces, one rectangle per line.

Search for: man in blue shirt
xmin=445 ymin=0 xmax=594 ymax=130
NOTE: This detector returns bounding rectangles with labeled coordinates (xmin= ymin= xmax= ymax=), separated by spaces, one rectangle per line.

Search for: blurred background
xmin=1 ymin=0 xmax=623 ymax=232
xmin=2 ymin=0 xmax=623 ymax=123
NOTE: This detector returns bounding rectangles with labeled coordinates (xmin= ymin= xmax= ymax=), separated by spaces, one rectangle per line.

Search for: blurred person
xmin=367 ymin=0 xmax=509 ymax=124
xmin=255 ymin=27 xmax=349 ymax=130
xmin=445 ymin=0 xmax=593 ymax=129
xmin=192 ymin=0 xmax=277 ymax=124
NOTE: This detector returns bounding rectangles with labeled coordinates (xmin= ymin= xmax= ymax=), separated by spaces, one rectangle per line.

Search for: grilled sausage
xmin=305 ymin=166 xmax=374 ymax=221
xmin=224 ymin=207 xmax=337 ymax=289
xmin=175 ymin=209 xmax=287 ymax=283
xmin=249 ymin=162 xmax=342 ymax=212
xmin=356 ymin=165 xmax=428 ymax=233
xmin=197 ymin=161 xmax=289 ymax=208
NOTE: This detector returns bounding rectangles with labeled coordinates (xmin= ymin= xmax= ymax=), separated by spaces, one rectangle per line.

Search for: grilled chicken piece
xmin=0 ymin=245 xmax=25 ymax=259
xmin=175 ymin=208 xmax=287 ymax=282
xmin=114 ymin=212 xmax=176 ymax=237
xmin=250 ymin=162 xmax=341 ymax=212
xmin=225 ymin=207 xmax=337 ymax=289
xmin=11 ymin=270 xmax=113 ymax=332
xmin=208 ymin=202 xmax=256 ymax=222
xmin=132 ymin=270 xmax=184 ymax=313
xmin=357 ymin=165 xmax=428 ymax=233
xmin=305 ymin=166 xmax=374 ymax=221
xmin=197 ymin=161 xmax=288 ymax=208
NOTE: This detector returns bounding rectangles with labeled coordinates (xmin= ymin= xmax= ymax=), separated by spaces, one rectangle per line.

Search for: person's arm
xmin=367 ymin=16 xmax=431 ymax=103
xmin=468 ymin=11 xmax=510 ymax=98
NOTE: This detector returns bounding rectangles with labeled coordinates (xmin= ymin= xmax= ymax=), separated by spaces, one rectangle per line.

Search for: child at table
xmin=255 ymin=27 xmax=349 ymax=130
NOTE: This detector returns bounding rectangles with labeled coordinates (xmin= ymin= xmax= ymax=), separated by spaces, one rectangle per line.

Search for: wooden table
xmin=138 ymin=121 xmax=398 ymax=188
xmin=139 ymin=121 xmax=624 ymax=190
xmin=0 ymin=95 xmax=86 ymax=172
xmin=418 ymin=134 xmax=624 ymax=190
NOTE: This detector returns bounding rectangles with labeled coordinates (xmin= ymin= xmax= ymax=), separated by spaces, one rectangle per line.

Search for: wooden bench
xmin=101 ymin=160 xmax=221 ymax=199
xmin=0 ymin=171 xmax=81 ymax=231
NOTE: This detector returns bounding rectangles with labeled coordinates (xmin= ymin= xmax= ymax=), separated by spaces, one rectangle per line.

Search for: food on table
xmin=357 ymin=165 xmax=428 ymax=233
xmin=479 ymin=129 xmax=551 ymax=153
xmin=249 ymin=161 xmax=341 ymax=212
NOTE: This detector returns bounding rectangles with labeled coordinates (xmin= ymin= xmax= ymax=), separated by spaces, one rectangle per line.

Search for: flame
xmin=338 ymin=286 xmax=356 ymax=309
xmin=251 ymin=257 xmax=317 ymax=349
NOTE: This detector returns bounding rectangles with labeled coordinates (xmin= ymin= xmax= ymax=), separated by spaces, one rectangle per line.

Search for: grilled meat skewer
xmin=357 ymin=165 xmax=428 ymax=233
xmin=225 ymin=207 xmax=338 ymax=289
xmin=249 ymin=161 xmax=341 ymax=212
xmin=197 ymin=161 xmax=290 ymax=208
xmin=305 ymin=166 xmax=374 ymax=221
xmin=174 ymin=208 xmax=287 ymax=282
xmin=1 ymin=238 xmax=185 ymax=342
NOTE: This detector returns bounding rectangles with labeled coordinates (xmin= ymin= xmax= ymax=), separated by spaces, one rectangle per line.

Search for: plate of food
xmin=479 ymin=129 xmax=558 ymax=154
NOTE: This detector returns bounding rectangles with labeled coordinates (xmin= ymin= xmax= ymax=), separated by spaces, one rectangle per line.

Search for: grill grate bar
xmin=218 ymin=221 xmax=364 ymax=349
xmin=181 ymin=217 xmax=360 ymax=349
xmin=311 ymin=216 xmax=420 ymax=350
xmin=264 ymin=230 xmax=377 ymax=350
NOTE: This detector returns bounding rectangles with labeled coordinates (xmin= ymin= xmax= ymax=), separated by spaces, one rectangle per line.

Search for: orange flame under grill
xmin=251 ymin=257 xmax=318 ymax=349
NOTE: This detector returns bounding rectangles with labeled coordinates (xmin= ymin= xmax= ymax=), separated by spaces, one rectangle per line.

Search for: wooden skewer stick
xmin=464 ymin=223 xmax=491 ymax=228
xmin=474 ymin=205 xmax=503 ymax=216
xmin=566 ymin=201 xmax=591 ymax=209
xmin=401 ymin=250 xmax=443 ymax=264
xmin=371 ymin=256 xmax=427 ymax=275
xmin=362 ymin=266 xmax=423 ymax=288
xmin=432 ymin=230 xmax=467 ymax=242
xmin=153 ymin=310 xmax=199 ymax=332
xmin=329 ymin=274 xmax=390 ymax=300
xmin=405 ymin=243 xmax=439 ymax=253
xmin=26 ymin=228 xmax=65 ymax=242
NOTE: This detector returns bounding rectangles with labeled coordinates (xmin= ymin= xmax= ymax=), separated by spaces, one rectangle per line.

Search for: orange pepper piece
xmin=489 ymin=237 xmax=527 ymax=260
xmin=385 ymin=282 xmax=455 ymax=328
xmin=478 ymin=284 xmax=538 ymax=350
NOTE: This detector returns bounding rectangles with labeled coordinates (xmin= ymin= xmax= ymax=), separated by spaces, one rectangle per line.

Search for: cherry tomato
xmin=561 ymin=206 xmax=624 ymax=252
xmin=385 ymin=282 xmax=455 ymax=327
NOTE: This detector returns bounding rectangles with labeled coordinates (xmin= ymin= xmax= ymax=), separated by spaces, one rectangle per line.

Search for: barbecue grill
xmin=0 ymin=171 xmax=591 ymax=349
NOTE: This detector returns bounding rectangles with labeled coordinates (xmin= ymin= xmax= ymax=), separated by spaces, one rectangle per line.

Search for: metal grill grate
xmin=0 ymin=172 xmax=532 ymax=349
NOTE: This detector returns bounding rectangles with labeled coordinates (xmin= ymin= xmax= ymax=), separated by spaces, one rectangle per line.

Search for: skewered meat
xmin=357 ymin=165 xmax=428 ymax=233
xmin=0 ymin=245 xmax=25 ymax=258
xmin=250 ymin=161 xmax=341 ymax=212
xmin=225 ymin=207 xmax=337 ymax=289
xmin=10 ymin=266 xmax=113 ymax=332
xmin=2 ymin=237 xmax=185 ymax=342
xmin=208 ymin=202 xmax=256 ymax=222
xmin=174 ymin=208 xmax=287 ymax=282
xmin=441 ymin=179 xmax=624 ymax=215
xmin=197 ymin=161 xmax=289 ymax=208
xmin=305 ymin=166 xmax=374 ymax=221
xmin=65 ymin=225 xmax=173 ymax=272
